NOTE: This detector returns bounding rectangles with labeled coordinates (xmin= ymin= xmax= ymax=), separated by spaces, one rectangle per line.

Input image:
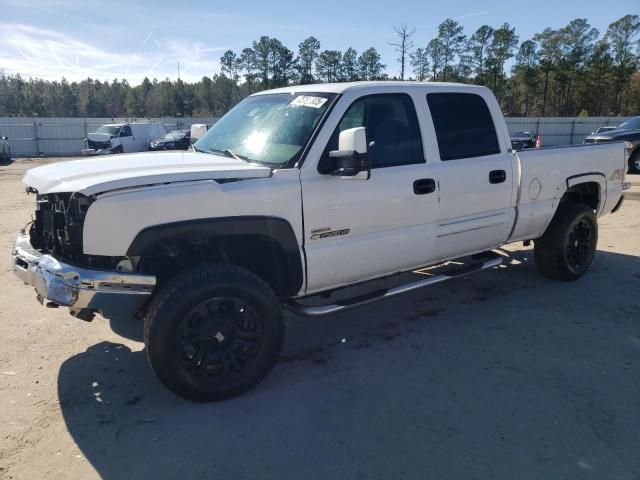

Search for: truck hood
xmin=87 ymin=132 xmax=113 ymax=142
xmin=23 ymin=151 xmax=272 ymax=196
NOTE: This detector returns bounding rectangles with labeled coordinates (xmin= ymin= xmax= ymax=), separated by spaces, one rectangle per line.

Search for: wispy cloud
xmin=0 ymin=23 xmax=226 ymax=83
xmin=452 ymin=3 xmax=517 ymax=20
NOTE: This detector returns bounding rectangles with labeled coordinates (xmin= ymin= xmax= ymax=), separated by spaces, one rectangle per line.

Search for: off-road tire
xmin=144 ymin=264 xmax=285 ymax=402
xmin=534 ymin=203 xmax=598 ymax=281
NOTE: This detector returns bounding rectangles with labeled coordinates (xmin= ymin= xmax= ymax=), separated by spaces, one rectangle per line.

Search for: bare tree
xmin=389 ymin=24 xmax=415 ymax=80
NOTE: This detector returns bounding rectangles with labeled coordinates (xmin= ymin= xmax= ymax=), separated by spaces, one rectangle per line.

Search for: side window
xmin=120 ymin=126 xmax=132 ymax=137
xmin=426 ymin=93 xmax=500 ymax=161
xmin=325 ymin=94 xmax=424 ymax=169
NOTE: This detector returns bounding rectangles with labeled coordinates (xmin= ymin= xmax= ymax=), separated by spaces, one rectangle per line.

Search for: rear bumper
xmin=12 ymin=232 xmax=156 ymax=319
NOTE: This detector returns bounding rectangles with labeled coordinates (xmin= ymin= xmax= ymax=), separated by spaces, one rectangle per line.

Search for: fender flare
xmin=127 ymin=216 xmax=303 ymax=295
xmin=565 ymin=172 xmax=606 ymax=215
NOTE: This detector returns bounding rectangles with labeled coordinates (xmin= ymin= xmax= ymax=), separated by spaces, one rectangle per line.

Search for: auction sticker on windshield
xmin=290 ymin=95 xmax=328 ymax=108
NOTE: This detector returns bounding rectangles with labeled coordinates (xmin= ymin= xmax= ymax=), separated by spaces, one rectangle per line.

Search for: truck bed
xmin=509 ymin=142 xmax=627 ymax=242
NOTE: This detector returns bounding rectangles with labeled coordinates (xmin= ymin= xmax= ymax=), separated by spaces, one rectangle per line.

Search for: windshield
xmin=95 ymin=125 xmax=121 ymax=136
xmin=194 ymin=93 xmax=335 ymax=166
xmin=164 ymin=130 xmax=187 ymax=140
xmin=618 ymin=117 xmax=640 ymax=130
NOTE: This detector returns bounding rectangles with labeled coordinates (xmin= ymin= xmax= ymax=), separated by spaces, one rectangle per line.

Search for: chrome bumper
xmin=11 ymin=232 xmax=156 ymax=319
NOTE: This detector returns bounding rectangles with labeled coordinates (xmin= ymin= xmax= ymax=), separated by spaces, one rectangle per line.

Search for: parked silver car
xmin=0 ymin=136 xmax=10 ymax=163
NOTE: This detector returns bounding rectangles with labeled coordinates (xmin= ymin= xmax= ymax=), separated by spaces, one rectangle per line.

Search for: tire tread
xmin=144 ymin=263 xmax=284 ymax=402
xmin=534 ymin=203 xmax=597 ymax=281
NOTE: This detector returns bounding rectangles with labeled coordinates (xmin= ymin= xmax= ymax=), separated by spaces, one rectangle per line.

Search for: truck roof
xmin=251 ymin=81 xmax=487 ymax=96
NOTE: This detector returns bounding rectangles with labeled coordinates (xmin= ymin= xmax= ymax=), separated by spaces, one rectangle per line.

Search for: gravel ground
xmin=1 ymin=158 xmax=639 ymax=480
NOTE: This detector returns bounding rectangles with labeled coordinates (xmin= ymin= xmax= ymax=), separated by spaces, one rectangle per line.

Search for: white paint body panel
xmin=83 ymin=169 xmax=303 ymax=259
xmin=21 ymin=82 xmax=627 ymax=298
xmin=22 ymin=151 xmax=272 ymax=196
xmin=509 ymin=143 xmax=627 ymax=242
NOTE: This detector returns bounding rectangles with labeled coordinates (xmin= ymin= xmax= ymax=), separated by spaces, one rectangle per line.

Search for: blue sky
xmin=0 ymin=0 xmax=637 ymax=83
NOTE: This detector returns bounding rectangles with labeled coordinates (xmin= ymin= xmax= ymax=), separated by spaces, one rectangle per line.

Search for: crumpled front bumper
xmin=11 ymin=232 xmax=156 ymax=319
xmin=81 ymin=148 xmax=114 ymax=155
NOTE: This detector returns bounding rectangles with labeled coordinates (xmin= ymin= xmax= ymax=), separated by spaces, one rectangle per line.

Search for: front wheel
xmin=144 ymin=264 xmax=285 ymax=402
xmin=534 ymin=203 xmax=598 ymax=281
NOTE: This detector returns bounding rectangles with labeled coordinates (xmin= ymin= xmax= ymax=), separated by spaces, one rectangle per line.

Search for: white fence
xmin=0 ymin=116 xmax=632 ymax=157
xmin=0 ymin=117 xmax=219 ymax=157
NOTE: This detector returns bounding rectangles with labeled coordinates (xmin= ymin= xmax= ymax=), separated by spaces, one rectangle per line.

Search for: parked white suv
xmin=83 ymin=122 xmax=166 ymax=154
xmin=13 ymin=82 xmax=631 ymax=401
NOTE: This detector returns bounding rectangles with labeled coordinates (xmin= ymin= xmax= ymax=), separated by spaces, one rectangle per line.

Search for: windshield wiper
xmin=207 ymin=148 xmax=250 ymax=161
xmin=221 ymin=148 xmax=241 ymax=160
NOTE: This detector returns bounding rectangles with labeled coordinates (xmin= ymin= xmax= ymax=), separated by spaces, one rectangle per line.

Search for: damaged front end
xmin=27 ymin=192 xmax=116 ymax=268
xmin=12 ymin=190 xmax=156 ymax=320
xmin=81 ymin=139 xmax=116 ymax=155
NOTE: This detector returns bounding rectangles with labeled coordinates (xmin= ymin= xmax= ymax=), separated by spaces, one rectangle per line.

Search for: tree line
xmin=0 ymin=14 xmax=638 ymax=118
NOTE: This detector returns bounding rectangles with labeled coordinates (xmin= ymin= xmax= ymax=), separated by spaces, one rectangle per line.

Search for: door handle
xmin=413 ymin=178 xmax=436 ymax=195
xmin=489 ymin=170 xmax=506 ymax=184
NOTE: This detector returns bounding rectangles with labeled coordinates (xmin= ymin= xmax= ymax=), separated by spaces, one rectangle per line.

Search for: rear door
xmin=131 ymin=125 xmax=149 ymax=151
xmin=425 ymin=91 xmax=515 ymax=260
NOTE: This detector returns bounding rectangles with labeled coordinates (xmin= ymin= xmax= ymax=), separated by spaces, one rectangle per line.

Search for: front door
xmin=301 ymin=92 xmax=440 ymax=294
xmin=118 ymin=125 xmax=135 ymax=152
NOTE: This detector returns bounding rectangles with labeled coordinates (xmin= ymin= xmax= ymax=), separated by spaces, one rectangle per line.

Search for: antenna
xmin=177 ymin=61 xmax=180 ymax=82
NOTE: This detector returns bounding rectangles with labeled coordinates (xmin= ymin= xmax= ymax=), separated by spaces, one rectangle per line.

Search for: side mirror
xmin=327 ymin=127 xmax=370 ymax=181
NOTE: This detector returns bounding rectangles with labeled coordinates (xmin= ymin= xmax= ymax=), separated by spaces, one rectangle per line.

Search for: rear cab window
xmin=426 ymin=92 xmax=500 ymax=161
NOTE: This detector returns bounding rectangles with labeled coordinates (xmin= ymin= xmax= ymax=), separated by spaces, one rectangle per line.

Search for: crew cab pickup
xmin=12 ymin=82 xmax=632 ymax=401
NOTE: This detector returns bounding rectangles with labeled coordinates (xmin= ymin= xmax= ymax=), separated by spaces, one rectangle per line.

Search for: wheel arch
xmin=127 ymin=216 xmax=304 ymax=298
xmin=563 ymin=174 xmax=606 ymax=213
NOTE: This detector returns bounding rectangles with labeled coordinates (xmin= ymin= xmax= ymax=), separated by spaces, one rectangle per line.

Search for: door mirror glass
xmin=327 ymin=127 xmax=370 ymax=181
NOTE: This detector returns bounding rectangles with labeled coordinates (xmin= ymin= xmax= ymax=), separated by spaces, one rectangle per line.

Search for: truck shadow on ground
xmin=57 ymin=249 xmax=640 ymax=479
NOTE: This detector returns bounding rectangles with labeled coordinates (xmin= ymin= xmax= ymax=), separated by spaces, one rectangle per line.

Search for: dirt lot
xmin=1 ymin=158 xmax=639 ymax=480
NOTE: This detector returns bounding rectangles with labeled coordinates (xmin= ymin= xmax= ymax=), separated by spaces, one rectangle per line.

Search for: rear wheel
xmin=144 ymin=264 xmax=285 ymax=402
xmin=534 ymin=203 xmax=598 ymax=281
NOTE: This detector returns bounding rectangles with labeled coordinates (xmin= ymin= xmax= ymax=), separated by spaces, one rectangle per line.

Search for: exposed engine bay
xmin=28 ymin=192 xmax=121 ymax=268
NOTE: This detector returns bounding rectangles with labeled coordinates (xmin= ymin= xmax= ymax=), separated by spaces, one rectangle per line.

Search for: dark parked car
xmin=584 ymin=116 xmax=640 ymax=174
xmin=149 ymin=130 xmax=191 ymax=151
xmin=510 ymin=131 xmax=536 ymax=151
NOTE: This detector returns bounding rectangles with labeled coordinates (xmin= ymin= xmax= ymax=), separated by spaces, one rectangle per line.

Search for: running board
xmin=285 ymin=253 xmax=503 ymax=317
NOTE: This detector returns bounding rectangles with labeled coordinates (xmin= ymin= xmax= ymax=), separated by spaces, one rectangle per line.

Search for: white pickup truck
xmin=12 ymin=82 xmax=631 ymax=401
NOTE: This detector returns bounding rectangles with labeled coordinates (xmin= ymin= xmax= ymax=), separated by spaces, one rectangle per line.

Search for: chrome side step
xmin=285 ymin=253 xmax=503 ymax=317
